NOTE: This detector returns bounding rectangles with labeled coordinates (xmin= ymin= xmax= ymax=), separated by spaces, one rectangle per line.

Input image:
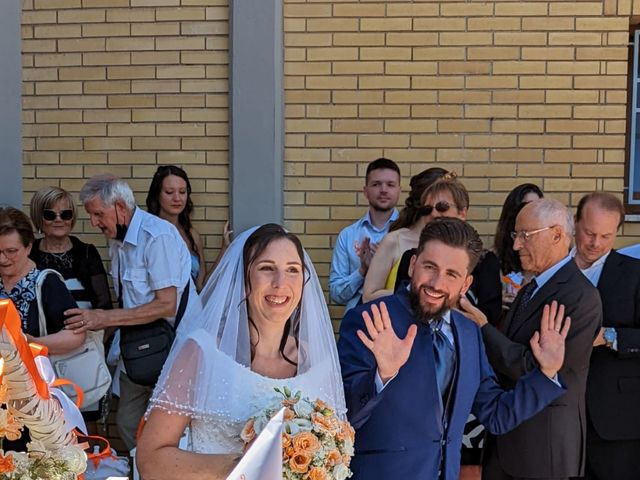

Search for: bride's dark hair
xmin=242 ymin=223 xmax=306 ymax=367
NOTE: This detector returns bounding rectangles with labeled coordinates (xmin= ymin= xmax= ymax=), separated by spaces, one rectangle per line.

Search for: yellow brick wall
xmin=20 ymin=1 xmax=640 ymax=324
xmin=21 ymin=0 xmax=230 ymax=261
xmin=282 ymin=0 xmax=640 ymax=319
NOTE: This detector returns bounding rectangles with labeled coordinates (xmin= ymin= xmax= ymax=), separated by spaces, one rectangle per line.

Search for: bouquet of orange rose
xmin=240 ymin=387 xmax=354 ymax=480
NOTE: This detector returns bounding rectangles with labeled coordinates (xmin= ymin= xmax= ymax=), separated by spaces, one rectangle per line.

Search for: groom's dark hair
xmin=416 ymin=217 xmax=483 ymax=272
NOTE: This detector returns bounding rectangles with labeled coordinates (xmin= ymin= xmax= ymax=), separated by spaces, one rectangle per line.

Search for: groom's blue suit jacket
xmin=338 ymin=290 xmax=565 ymax=480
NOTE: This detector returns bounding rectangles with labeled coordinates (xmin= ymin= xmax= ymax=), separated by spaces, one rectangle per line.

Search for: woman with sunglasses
xmin=30 ymin=187 xmax=112 ymax=312
xmin=362 ymin=169 xmax=465 ymax=303
xmin=29 ymin=187 xmax=112 ymax=433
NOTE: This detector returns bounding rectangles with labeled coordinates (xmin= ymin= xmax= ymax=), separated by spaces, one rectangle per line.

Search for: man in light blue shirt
xmin=329 ymin=158 xmax=401 ymax=312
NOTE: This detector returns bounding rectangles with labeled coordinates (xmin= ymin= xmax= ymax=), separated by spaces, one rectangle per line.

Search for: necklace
xmin=41 ymin=237 xmax=72 ymax=254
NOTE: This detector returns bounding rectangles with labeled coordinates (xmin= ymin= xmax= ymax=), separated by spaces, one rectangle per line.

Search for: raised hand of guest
xmin=357 ymin=302 xmax=417 ymax=384
xmin=530 ymin=301 xmax=571 ymax=379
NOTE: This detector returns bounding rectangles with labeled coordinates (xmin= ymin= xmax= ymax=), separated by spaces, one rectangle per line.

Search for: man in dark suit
xmin=470 ymin=199 xmax=602 ymax=480
xmin=338 ymin=217 xmax=570 ymax=480
xmin=572 ymin=192 xmax=640 ymax=480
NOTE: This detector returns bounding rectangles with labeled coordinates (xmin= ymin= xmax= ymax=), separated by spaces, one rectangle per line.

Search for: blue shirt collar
xmin=362 ymin=208 xmax=399 ymax=232
xmin=533 ymin=254 xmax=573 ymax=292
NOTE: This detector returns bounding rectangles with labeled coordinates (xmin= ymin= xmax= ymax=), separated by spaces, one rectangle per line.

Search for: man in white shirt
xmin=65 ymin=174 xmax=200 ymax=450
xmin=573 ymin=192 xmax=640 ymax=480
xmin=329 ymin=158 xmax=401 ymax=312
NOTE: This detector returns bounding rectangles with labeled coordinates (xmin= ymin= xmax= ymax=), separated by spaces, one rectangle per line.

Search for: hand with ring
xmin=63 ymin=308 xmax=107 ymax=334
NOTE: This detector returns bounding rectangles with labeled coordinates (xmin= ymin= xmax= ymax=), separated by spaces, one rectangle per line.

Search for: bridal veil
xmin=148 ymin=226 xmax=347 ymax=421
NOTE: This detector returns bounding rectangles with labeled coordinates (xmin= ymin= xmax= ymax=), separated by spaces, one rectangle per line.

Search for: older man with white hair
xmin=465 ymin=199 xmax=602 ymax=480
xmin=64 ymin=174 xmax=200 ymax=450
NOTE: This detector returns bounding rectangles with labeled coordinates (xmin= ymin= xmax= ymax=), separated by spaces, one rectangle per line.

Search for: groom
xmin=338 ymin=218 xmax=569 ymax=480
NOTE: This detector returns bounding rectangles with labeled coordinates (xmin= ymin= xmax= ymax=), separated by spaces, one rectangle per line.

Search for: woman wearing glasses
xmin=29 ymin=187 xmax=112 ymax=312
xmin=0 ymin=207 xmax=86 ymax=449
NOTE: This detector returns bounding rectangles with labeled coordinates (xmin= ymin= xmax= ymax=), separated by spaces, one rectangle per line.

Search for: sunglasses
xmin=43 ymin=209 xmax=73 ymax=222
xmin=422 ymin=201 xmax=454 ymax=216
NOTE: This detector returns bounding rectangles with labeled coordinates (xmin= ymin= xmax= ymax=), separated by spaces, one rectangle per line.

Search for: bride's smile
xmin=246 ymin=237 xmax=303 ymax=326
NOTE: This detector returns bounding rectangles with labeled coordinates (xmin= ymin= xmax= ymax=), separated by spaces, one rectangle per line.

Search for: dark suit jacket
xmin=338 ymin=291 xmax=565 ymax=480
xmin=587 ymin=250 xmax=640 ymax=441
xmin=481 ymin=258 xmax=602 ymax=478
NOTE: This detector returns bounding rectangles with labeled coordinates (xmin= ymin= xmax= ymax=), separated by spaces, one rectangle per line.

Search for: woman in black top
xmin=29 ymin=187 xmax=111 ymax=311
xmin=0 ymin=207 xmax=85 ymax=450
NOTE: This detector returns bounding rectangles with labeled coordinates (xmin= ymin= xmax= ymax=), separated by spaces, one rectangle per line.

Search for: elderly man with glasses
xmin=463 ymin=198 xmax=602 ymax=480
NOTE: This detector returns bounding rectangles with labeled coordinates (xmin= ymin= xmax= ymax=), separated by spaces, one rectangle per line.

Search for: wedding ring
xmin=80 ymin=321 xmax=84 ymax=327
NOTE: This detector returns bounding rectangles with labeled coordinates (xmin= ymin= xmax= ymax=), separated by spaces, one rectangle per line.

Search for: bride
xmin=137 ymin=224 xmax=346 ymax=479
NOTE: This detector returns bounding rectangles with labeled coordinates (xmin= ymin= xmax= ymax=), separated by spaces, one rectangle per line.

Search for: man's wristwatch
xmin=603 ymin=327 xmax=617 ymax=349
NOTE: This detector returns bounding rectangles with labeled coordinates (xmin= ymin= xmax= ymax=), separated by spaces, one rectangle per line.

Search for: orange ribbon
xmin=0 ymin=300 xmax=50 ymax=399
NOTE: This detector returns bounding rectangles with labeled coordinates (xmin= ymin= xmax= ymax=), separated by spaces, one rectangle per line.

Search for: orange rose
xmin=289 ymin=451 xmax=312 ymax=473
xmin=324 ymin=449 xmax=342 ymax=467
xmin=311 ymin=412 xmax=339 ymax=435
xmin=342 ymin=454 xmax=351 ymax=467
xmin=284 ymin=407 xmax=296 ymax=421
xmin=240 ymin=418 xmax=255 ymax=444
xmin=292 ymin=431 xmax=321 ymax=455
xmin=283 ymin=433 xmax=295 ymax=460
xmin=306 ymin=466 xmax=328 ymax=480
xmin=0 ymin=453 xmax=14 ymax=474
xmin=336 ymin=420 xmax=355 ymax=443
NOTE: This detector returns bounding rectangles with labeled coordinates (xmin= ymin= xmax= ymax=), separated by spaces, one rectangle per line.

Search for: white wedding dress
xmin=154 ymin=329 xmax=343 ymax=455
xmin=148 ymin=226 xmax=346 ymax=457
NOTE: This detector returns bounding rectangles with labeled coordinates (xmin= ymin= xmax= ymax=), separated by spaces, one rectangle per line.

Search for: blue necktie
xmin=430 ymin=317 xmax=456 ymax=398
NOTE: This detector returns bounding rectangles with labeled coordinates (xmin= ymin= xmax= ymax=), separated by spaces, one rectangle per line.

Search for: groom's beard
xmin=408 ymin=280 xmax=455 ymax=325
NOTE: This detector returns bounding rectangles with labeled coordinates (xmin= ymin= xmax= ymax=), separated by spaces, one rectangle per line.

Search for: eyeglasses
xmin=0 ymin=248 xmax=21 ymax=259
xmin=43 ymin=209 xmax=73 ymax=222
xmin=510 ymin=225 xmax=556 ymax=242
xmin=423 ymin=201 xmax=454 ymax=216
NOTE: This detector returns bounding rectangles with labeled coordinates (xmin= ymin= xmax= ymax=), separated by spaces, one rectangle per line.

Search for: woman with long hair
xmin=146 ymin=165 xmax=207 ymax=291
xmin=493 ymin=183 xmax=544 ymax=310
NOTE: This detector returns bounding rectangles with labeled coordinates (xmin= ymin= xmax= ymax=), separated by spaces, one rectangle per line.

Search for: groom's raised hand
xmin=529 ymin=300 xmax=571 ymax=379
xmin=357 ymin=302 xmax=418 ymax=384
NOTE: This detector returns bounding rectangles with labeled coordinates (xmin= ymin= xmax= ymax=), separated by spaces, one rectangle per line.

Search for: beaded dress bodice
xmin=187 ymin=346 xmax=337 ymax=454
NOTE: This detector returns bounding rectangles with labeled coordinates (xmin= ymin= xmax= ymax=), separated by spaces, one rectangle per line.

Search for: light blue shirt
xmin=329 ymin=209 xmax=398 ymax=312
xmin=531 ymin=255 xmax=573 ymax=299
xmin=620 ymin=243 xmax=640 ymax=259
